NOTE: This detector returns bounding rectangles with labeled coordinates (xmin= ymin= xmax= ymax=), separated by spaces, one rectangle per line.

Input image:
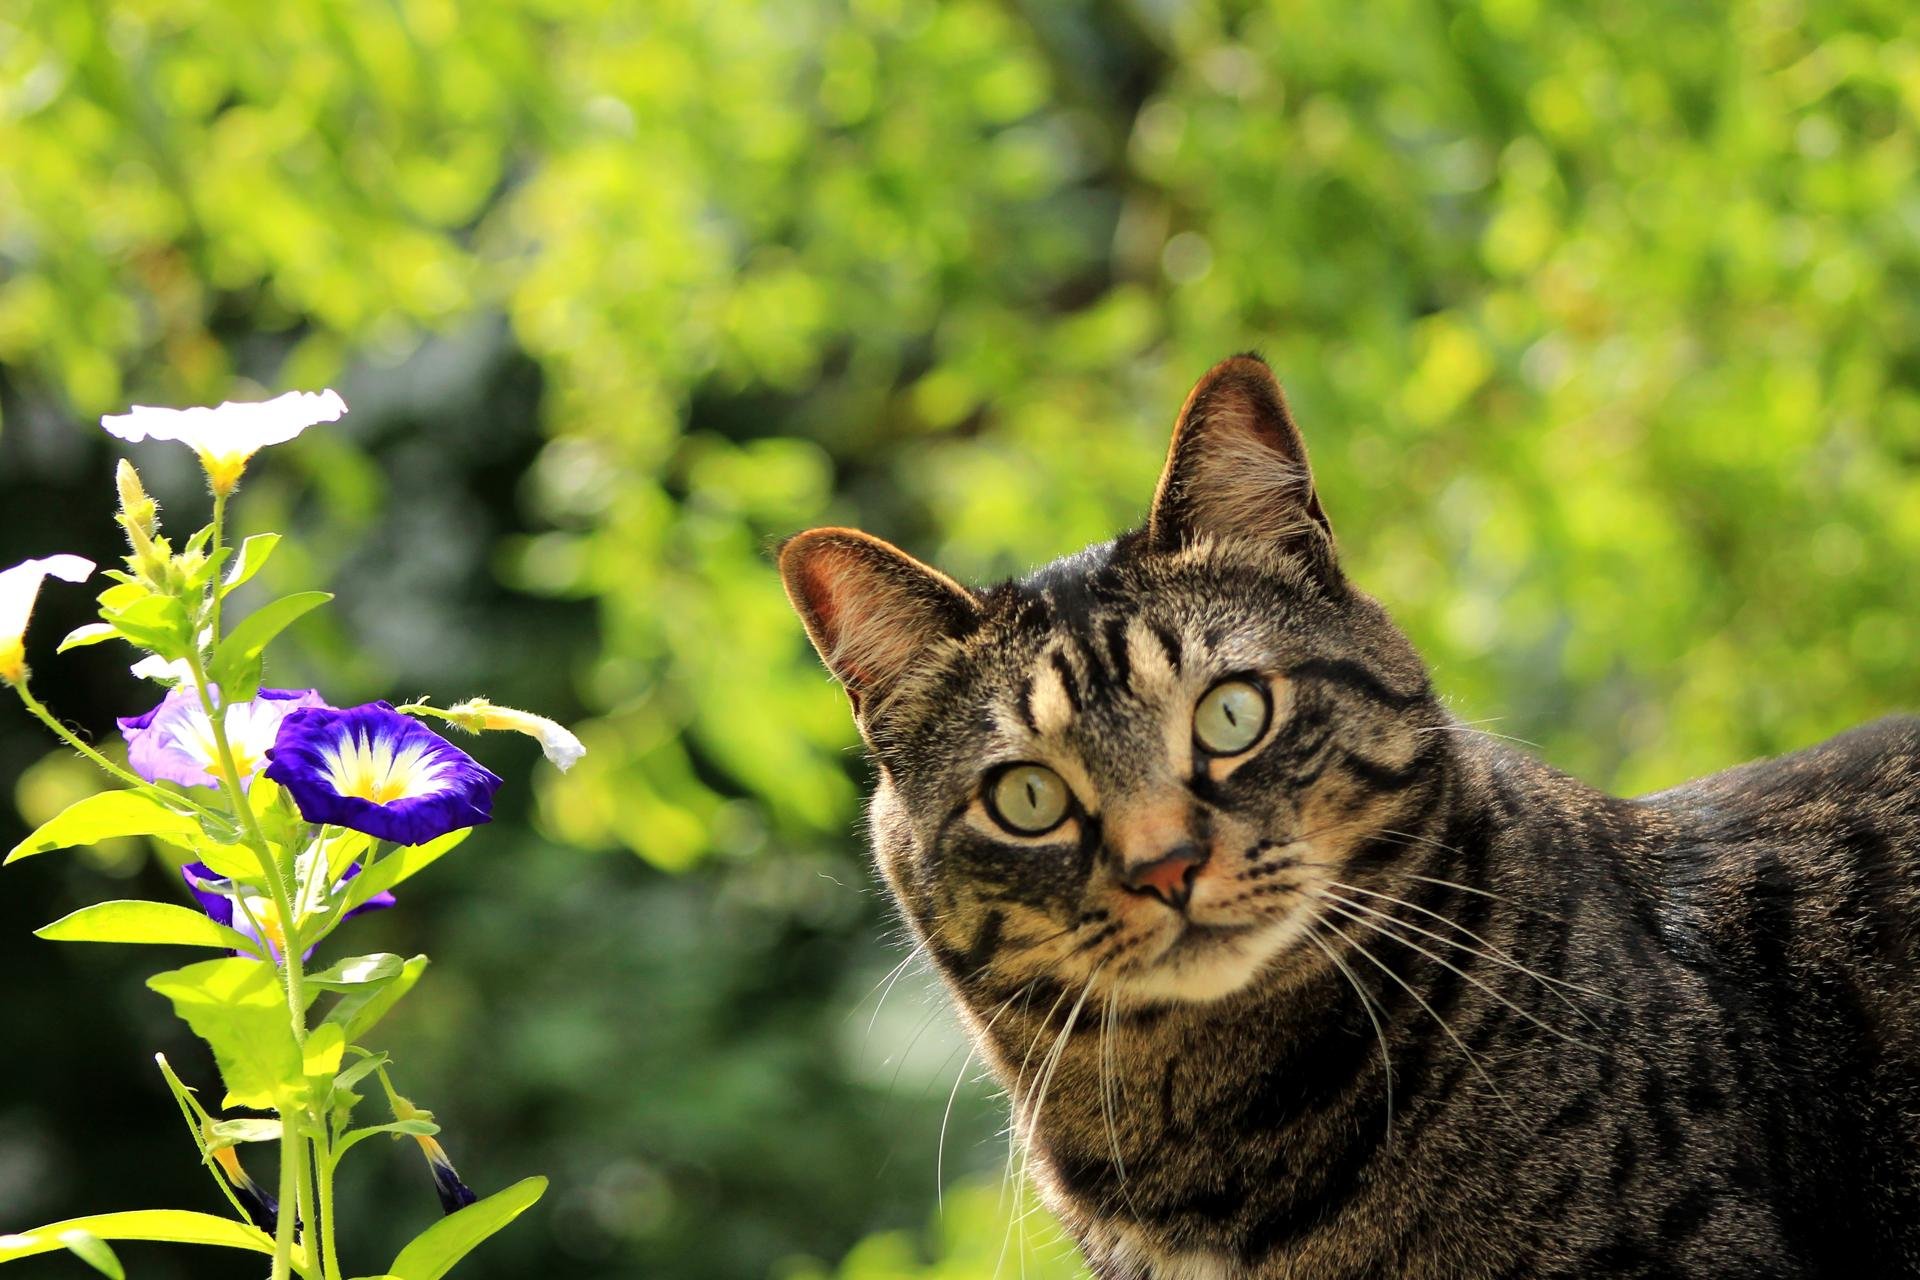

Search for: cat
xmin=778 ymin=353 xmax=1920 ymax=1279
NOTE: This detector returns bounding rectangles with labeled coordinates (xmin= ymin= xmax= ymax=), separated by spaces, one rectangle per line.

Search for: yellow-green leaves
xmin=324 ymin=954 xmax=430 ymax=1043
xmin=207 ymin=591 xmax=332 ymax=701
xmin=384 ymin=1177 xmax=548 ymax=1280
xmin=5 ymin=790 xmax=202 ymax=864
xmin=35 ymin=901 xmax=257 ymax=953
xmin=146 ymin=958 xmax=309 ymax=1111
xmin=0 ymin=1210 xmax=282 ymax=1267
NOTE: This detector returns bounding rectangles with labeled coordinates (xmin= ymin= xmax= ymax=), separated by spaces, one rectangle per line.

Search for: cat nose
xmin=1120 ymin=844 xmax=1204 ymax=909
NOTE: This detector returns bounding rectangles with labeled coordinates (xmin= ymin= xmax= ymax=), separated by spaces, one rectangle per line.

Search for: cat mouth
xmin=1157 ymin=920 xmax=1258 ymax=964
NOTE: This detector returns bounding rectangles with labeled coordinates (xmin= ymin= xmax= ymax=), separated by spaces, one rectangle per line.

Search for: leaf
xmin=0 ymin=1210 xmax=273 ymax=1263
xmin=57 ymin=623 xmax=119 ymax=652
xmin=56 ymin=1231 xmax=123 ymax=1280
xmin=306 ymin=953 xmax=405 ymax=991
xmin=224 ymin=533 xmax=281 ymax=589
xmin=333 ymin=1118 xmax=441 ymax=1160
xmin=206 ymin=1118 xmax=283 ymax=1148
xmin=6 ymin=791 xmax=203 ymax=864
xmin=147 ymin=958 xmax=307 ymax=1110
xmin=35 ymin=901 xmax=255 ymax=953
xmin=345 ymin=829 xmax=471 ymax=908
xmin=325 ymin=955 xmax=429 ymax=1042
xmin=385 ymin=1177 xmax=548 ymax=1280
xmin=102 ymin=592 xmax=194 ymax=655
xmin=192 ymin=840 xmax=265 ymax=881
xmin=207 ymin=591 xmax=331 ymax=700
xmin=303 ymin=1022 xmax=347 ymax=1097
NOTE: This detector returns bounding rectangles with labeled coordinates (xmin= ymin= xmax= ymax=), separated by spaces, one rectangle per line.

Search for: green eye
xmin=988 ymin=764 xmax=1071 ymax=835
xmin=1194 ymin=679 xmax=1270 ymax=755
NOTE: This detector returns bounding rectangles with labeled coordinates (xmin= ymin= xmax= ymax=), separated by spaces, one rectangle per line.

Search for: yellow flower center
xmin=0 ymin=637 xmax=24 ymax=685
xmin=322 ymin=732 xmax=447 ymax=805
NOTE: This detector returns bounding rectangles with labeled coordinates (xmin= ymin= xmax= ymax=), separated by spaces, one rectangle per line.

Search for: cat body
xmin=781 ymin=355 xmax=1920 ymax=1278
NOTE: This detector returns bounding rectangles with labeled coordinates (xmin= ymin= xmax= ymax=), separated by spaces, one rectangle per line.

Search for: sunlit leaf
xmin=6 ymin=791 xmax=202 ymax=864
xmin=385 ymin=1176 xmax=547 ymax=1280
xmin=35 ymin=901 xmax=255 ymax=953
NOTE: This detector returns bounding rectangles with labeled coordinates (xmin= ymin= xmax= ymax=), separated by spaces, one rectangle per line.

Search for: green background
xmin=2 ymin=1 xmax=1916 ymax=1275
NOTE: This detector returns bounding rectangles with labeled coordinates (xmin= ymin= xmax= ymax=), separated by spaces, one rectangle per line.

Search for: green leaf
xmin=333 ymin=1117 xmax=441 ymax=1160
xmin=325 ymin=954 xmax=429 ymax=1042
xmin=307 ymin=953 xmax=404 ymax=991
xmin=224 ymin=532 xmax=282 ymax=589
xmin=192 ymin=840 xmax=264 ymax=881
xmin=0 ymin=1210 xmax=273 ymax=1263
xmin=207 ymin=591 xmax=331 ymax=700
xmin=206 ymin=1117 xmax=283 ymax=1148
xmin=102 ymin=592 xmax=194 ymax=656
xmin=6 ymin=791 xmax=202 ymax=864
xmin=35 ymin=901 xmax=256 ymax=952
xmin=147 ymin=958 xmax=307 ymax=1110
xmin=385 ymin=1177 xmax=548 ymax=1280
xmin=56 ymin=1231 xmax=123 ymax=1280
xmin=303 ymin=1021 xmax=346 ymax=1095
xmin=345 ymin=829 xmax=471 ymax=908
xmin=57 ymin=623 xmax=119 ymax=652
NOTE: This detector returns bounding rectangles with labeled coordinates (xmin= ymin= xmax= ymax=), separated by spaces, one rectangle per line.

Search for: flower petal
xmin=100 ymin=389 xmax=347 ymax=456
xmin=264 ymin=702 xmax=502 ymax=845
xmin=120 ymin=687 xmax=331 ymax=791
xmin=0 ymin=555 xmax=96 ymax=681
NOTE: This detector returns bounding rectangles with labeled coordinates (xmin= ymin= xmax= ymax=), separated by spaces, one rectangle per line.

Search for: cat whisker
xmin=937 ymin=984 xmax=1029 ymax=1213
xmin=1312 ymin=913 xmax=1517 ymax=1116
xmin=1300 ymin=921 xmax=1395 ymax=1144
xmin=1313 ymin=894 xmax=1596 ymax=1051
xmin=1329 ymin=879 xmax=1621 ymax=1009
xmin=1002 ymin=967 xmax=1101 ymax=1280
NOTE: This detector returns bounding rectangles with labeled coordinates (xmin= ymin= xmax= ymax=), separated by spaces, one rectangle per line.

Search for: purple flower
xmin=418 ymin=1134 xmax=480 ymax=1215
xmin=263 ymin=702 xmax=502 ymax=845
xmin=180 ymin=860 xmax=395 ymax=963
xmin=119 ymin=686 xmax=330 ymax=790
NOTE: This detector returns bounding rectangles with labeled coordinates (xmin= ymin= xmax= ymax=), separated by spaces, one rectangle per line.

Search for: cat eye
xmin=987 ymin=764 xmax=1072 ymax=836
xmin=1193 ymin=678 xmax=1270 ymax=756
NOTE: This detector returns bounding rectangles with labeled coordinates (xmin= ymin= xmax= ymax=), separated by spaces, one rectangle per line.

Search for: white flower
xmin=446 ymin=698 xmax=587 ymax=771
xmin=100 ymin=389 xmax=348 ymax=494
xmin=0 ymin=555 xmax=96 ymax=684
xmin=131 ymin=653 xmax=197 ymax=683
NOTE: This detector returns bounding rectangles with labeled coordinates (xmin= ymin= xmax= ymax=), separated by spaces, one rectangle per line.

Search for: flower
xmin=0 ymin=555 xmax=95 ymax=684
xmin=100 ymin=389 xmax=347 ymax=495
xmin=416 ymin=1134 xmax=480 ymax=1215
xmin=264 ymin=702 xmax=503 ymax=845
xmin=180 ymin=860 xmax=394 ymax=963
xmin=119 ymin=687 xmax=330 ymax=790
xmin=130 ymin=653 xmax=196 ymax=683
xmin=438 ymin=697 xmax=586 ymax=771
xmin=204 ymin=1125 xmax=279 ymax=1232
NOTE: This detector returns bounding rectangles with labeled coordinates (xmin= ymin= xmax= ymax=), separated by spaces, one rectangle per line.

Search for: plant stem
xmin=317 ymin=1132 xmax=343 ymax=1279
xmin=188 ymin=507 xmax=312 ymax=1280
xmin=294 ymin=1127 xmax=320 ymax=1278
xmin=11 ymin=681 xmax=198 ymax=801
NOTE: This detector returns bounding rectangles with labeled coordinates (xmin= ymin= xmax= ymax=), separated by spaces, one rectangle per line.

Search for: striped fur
xmin=780 ymin=355 xmax=1920 ymax=1277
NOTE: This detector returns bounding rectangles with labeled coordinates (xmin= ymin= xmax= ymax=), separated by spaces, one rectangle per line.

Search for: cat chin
xmin=1112 ymin=911 xmax=1311 ymax=1006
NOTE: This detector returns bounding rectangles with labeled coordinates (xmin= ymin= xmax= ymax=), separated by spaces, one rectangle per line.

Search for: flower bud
xmin=115 ymin=459 xmax=159 ymax=537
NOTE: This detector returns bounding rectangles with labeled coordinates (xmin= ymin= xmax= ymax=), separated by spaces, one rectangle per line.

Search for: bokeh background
xmin=3 ymin=1 xmax=1917 ymax=1275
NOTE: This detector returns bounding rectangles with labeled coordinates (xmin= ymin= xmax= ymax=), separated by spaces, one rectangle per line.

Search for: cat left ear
xmin=779 ymin=527 xmax=981 ymax=715
xmin=1148 ymin=354 xmax=1336 ymax=574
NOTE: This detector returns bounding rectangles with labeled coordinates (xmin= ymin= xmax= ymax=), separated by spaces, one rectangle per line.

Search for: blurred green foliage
xmin=2 ymin=0 xmax=1916 ymax=1275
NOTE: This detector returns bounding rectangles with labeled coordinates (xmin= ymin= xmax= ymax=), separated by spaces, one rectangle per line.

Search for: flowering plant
xmin=0 ymin=392 xmax=582 ymax=1279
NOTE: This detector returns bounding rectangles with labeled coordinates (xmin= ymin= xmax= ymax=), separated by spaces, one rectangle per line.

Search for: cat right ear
xmin=778 ymin=527 xmax=980 ymax=714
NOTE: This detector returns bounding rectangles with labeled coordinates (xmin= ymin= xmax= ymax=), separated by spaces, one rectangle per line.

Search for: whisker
xmin=1300 ymin=922 xmax=1394 ymax=1143
xmin=1311 ymin=914 xmax=1516 ymax=1115
xmin=1314 ymin=895 xmax=1595 ymax=1051
xmin=1330 ymin=880 xmax=1620 ymax=1009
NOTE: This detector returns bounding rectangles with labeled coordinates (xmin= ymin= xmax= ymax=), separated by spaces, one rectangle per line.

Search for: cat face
xmin=781 ymin=355 xmax=1440 ymax=1010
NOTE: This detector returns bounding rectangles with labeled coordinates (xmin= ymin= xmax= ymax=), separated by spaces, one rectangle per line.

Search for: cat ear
xmin=779 ymin=527 xmax=980 ymax=713
xmin=1148 ymin=353 xmax=1335 ymax=571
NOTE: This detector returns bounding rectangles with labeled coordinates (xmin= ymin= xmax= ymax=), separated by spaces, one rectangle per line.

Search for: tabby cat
xmin=778 ymin=354 xmax=1920 ymax=1278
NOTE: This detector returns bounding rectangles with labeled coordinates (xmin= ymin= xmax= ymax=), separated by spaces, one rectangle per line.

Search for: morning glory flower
xmin=437 ymin=697 xmax=587 ymax=771
xmin=418 ymin=1134 xmax=480 ymax=1215
xmin=0 ymin=555 xmax=95 ymax=685
xmin=180 ymin=860 xmax=394 ymax=963
xmin=264 ymin=702 xmax=503 ymax=845
xmin=119 ymin=686 xmax=330 ymax=791
xmin=204 ymin=1123 xmax=279 ymax=1231
xmin=100 ymin=389 xmax=347 ymax=495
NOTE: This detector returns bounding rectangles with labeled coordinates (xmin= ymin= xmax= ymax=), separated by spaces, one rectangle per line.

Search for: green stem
xmin=294 ymin=1127 xmax=320 ymax=1278
xmin=187 ymin=507 xmax=312 ymax=1280
xmin=317 ymin=1133 xmax=343 ymax=1279
xmin=11 ymin=681 xmax=204 ymax=803
xmin=209 ymin=491 xmax=228 ymax=648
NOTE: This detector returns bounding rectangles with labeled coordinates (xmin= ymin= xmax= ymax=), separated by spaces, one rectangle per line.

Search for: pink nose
xmin=1121 ymin=846 xmax=1203 ymax=909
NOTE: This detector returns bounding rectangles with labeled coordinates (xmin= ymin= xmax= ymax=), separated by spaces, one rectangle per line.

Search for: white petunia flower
xmin=100 ymin=389 xmax=348 ymax=494
xmin=0 ymin=555 xmax=96 ymax=684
